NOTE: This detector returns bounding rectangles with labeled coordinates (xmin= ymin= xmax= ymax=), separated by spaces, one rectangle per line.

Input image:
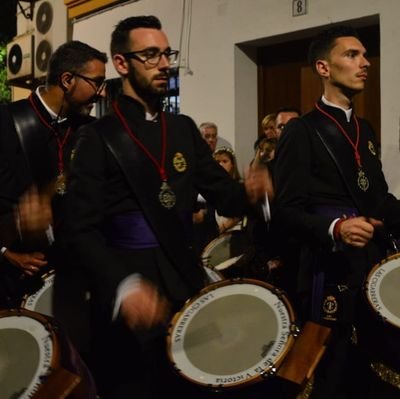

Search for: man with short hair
xmin=273 ymin=25 xmax=400 ymax=398
xmin=0 ymin=40 xmax=107 ymax=398
xmin=199 ymin=121 xmax=218 ymax=152
xmin=0 ymin=40 xmax=107 ymax=307
xmin=275 ymin=107 xmax=300 ymax=138
xmin=65 ymin=15 xmax=272 ymax=398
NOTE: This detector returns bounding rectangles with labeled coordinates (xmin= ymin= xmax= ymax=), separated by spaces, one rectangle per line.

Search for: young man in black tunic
xmin=273 ymin=25 xmax=400 ymax=398
xmin=65 ymin=15 xmax=273 ymax=399
xmin=0 ymin=40 xmax=107 ymax=398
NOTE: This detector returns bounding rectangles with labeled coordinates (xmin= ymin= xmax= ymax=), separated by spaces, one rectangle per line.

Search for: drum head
xmin=366 ymin=254 xmax=400 ymax=328
xmin=201 ymin=232 xmax=245 ymax=271
xmin=21 ymin=271 xmax=55 ymax=316
xmin=167 ymin=278 xmax=296 ymax=389
xmin=0 ymin=309 xmax=58 ymax=398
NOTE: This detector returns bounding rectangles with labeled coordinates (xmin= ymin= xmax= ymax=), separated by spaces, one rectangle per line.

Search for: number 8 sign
xmin=292 ymin=0 xmax=308 ymax=17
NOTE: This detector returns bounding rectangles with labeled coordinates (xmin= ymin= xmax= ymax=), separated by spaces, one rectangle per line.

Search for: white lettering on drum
xmin=173 ymin=292 xmax=215 ymax=343
xmin=369 ymin=268 xmax=385 ymax=312
xmin=30 ymin=334 xmax=52 ymax=398
xmin=42 ymin=335 xmax=52 ymax=367
xmin=215 ymin=374 xmax=245 ymax=384
xmin=270 ymin=335 xmax=287 ymax=358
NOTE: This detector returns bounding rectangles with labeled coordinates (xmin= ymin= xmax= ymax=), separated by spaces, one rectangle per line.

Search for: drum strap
xmin=9 ymin=99 xmax=54 ymax=189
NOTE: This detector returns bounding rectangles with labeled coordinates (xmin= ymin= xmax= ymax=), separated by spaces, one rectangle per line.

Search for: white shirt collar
xmin=35 ymin=86 xmax=68 ymax=124
xmin=321 ymin=95 xmax=352 ymax=122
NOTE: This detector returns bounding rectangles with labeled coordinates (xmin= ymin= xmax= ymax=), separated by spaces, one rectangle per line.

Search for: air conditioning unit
xmin=7 ymin=33 xmax=34 ymax=82
xmin=33 ymin=0 xmax=67 ymax=80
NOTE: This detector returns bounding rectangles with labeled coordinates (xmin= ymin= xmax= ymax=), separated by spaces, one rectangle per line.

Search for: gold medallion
xmin=368 ymin=141 xmax=376 ymax=156
xmin=173 ymin=152 xmax=187 ymax=172
xmin=159 ymin=181 xmax=176 ymax=209
xmin=357 ymin=168 xmax=369 ymax=191
xmin=55 ymin=172 xmax=67 ymax=195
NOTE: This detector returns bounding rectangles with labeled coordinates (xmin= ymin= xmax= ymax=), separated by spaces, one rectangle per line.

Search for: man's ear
xmin=315 ymin=59 xmax=329 ymax=78
xmin=113 ymin=54 xmax=129 ymax=75
xmin=60 ymin=72 xmax=74 ymax=92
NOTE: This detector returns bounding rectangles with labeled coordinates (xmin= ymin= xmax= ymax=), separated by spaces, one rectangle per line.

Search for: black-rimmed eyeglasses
xmin=74 ymin=73 xmax=106 ymax=93
xmin=122 ymin=48 xmax=179 ymax=67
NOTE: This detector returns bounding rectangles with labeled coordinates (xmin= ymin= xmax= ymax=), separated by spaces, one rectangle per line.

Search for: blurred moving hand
xmin=120 ymin=279 xmax=170 ymax=330
xmin=244 ymin=165 xmax=274 ymax=204
xmin=16 ymin=185 xmax=53 ymax=237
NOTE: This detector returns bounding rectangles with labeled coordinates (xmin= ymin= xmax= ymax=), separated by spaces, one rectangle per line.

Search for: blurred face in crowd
xmin=201 ymin=126 xmax=218 ymax=152
xmin=275 ymin=111 xmax=299 ymax=137
xmin=214 ymin=152 xmax=233 ymax=175
xmin=263 ymin=120 xmax=277 ymax=139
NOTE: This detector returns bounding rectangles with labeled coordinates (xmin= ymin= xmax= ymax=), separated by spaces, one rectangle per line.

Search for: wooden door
xmin=257 ymin=24 xmax=380 ymax=143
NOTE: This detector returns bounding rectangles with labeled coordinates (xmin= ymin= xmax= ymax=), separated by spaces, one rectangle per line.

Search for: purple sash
xmin=103 ymin=211 xmax=159 ymax=249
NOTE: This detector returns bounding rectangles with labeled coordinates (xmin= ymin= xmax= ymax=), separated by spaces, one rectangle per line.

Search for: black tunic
xmin=0 ymin=93 xmax=93 ymax=306
xmin=64 ymin=95 xmax=256 ymax=398
xmin=273 ymin=99 xmax=400 ymax=398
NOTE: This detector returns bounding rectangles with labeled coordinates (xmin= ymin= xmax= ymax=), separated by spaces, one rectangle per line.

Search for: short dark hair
xmin=46 ymin=40 xmax=108 ymax=86
xmin=276 ymin=107 xmax=300 ymax=117
xmin=308 ymin=25 xmax=360 ymax=72
xmin=110 ymin=15 xmax=162 ymax=56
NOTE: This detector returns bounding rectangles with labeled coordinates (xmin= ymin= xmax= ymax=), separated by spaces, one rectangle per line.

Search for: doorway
xmin=257 ymin=23 xmax=380 ymax=143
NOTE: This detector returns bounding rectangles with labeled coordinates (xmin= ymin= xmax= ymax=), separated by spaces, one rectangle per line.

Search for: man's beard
xmin=127 ymin=63 xmax=168 ymax=106
xmin=67 ymin=100 xmax=95 ymax=117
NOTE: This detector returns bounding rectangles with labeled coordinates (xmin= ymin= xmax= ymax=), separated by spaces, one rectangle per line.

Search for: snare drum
xmin=201 ymin=231 xmax=248 ymax=278
xmin=359 ymin=253 xmax=400 ymax=374
xmin=21 ymin=270 xmax=55 ymax=317
xmin=0 ymin=308 xmax=97 ymax=399
xmin=0 ymin=308 xmax=60 ymax=398
xmin=167 ymin=278 xmax=297 ymax=390
xmin=365 ymin=253 xmax=400 ymax=329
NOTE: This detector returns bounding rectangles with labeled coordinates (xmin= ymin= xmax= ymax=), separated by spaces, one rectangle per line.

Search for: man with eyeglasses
xmin=64 ymin=15 xmax=273 ymax=398
xmin=0 ymin=40 xmax=107 ymax=397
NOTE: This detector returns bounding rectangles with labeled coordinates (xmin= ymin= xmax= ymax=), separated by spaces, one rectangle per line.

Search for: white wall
xmin=72 ymin=0 xmax=400 ymax=195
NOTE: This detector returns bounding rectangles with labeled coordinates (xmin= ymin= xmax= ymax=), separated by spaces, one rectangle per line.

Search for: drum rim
xmin=0 ymin=308 xmax=61 ymax=397
xmin=201 ymin=232 xmax=239 ymax=266
xmin=166 ymin=277 xmax=297 ymax=389
xmin=365 ymin=253 xmax=400 ymax=329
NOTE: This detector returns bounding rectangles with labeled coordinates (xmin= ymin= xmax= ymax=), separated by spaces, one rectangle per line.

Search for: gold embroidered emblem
xmin=368 ymin=140 xmax=376 ymax=156
xmin=322 ymin=295 xmax=338 ymax=320
xmin=70 ymin=149 xmax=76 ymax=161
xmin=173 ymin=152 xmax=186 ymax=172
xmin=357 ymin=168 xmax=369 ymax=192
